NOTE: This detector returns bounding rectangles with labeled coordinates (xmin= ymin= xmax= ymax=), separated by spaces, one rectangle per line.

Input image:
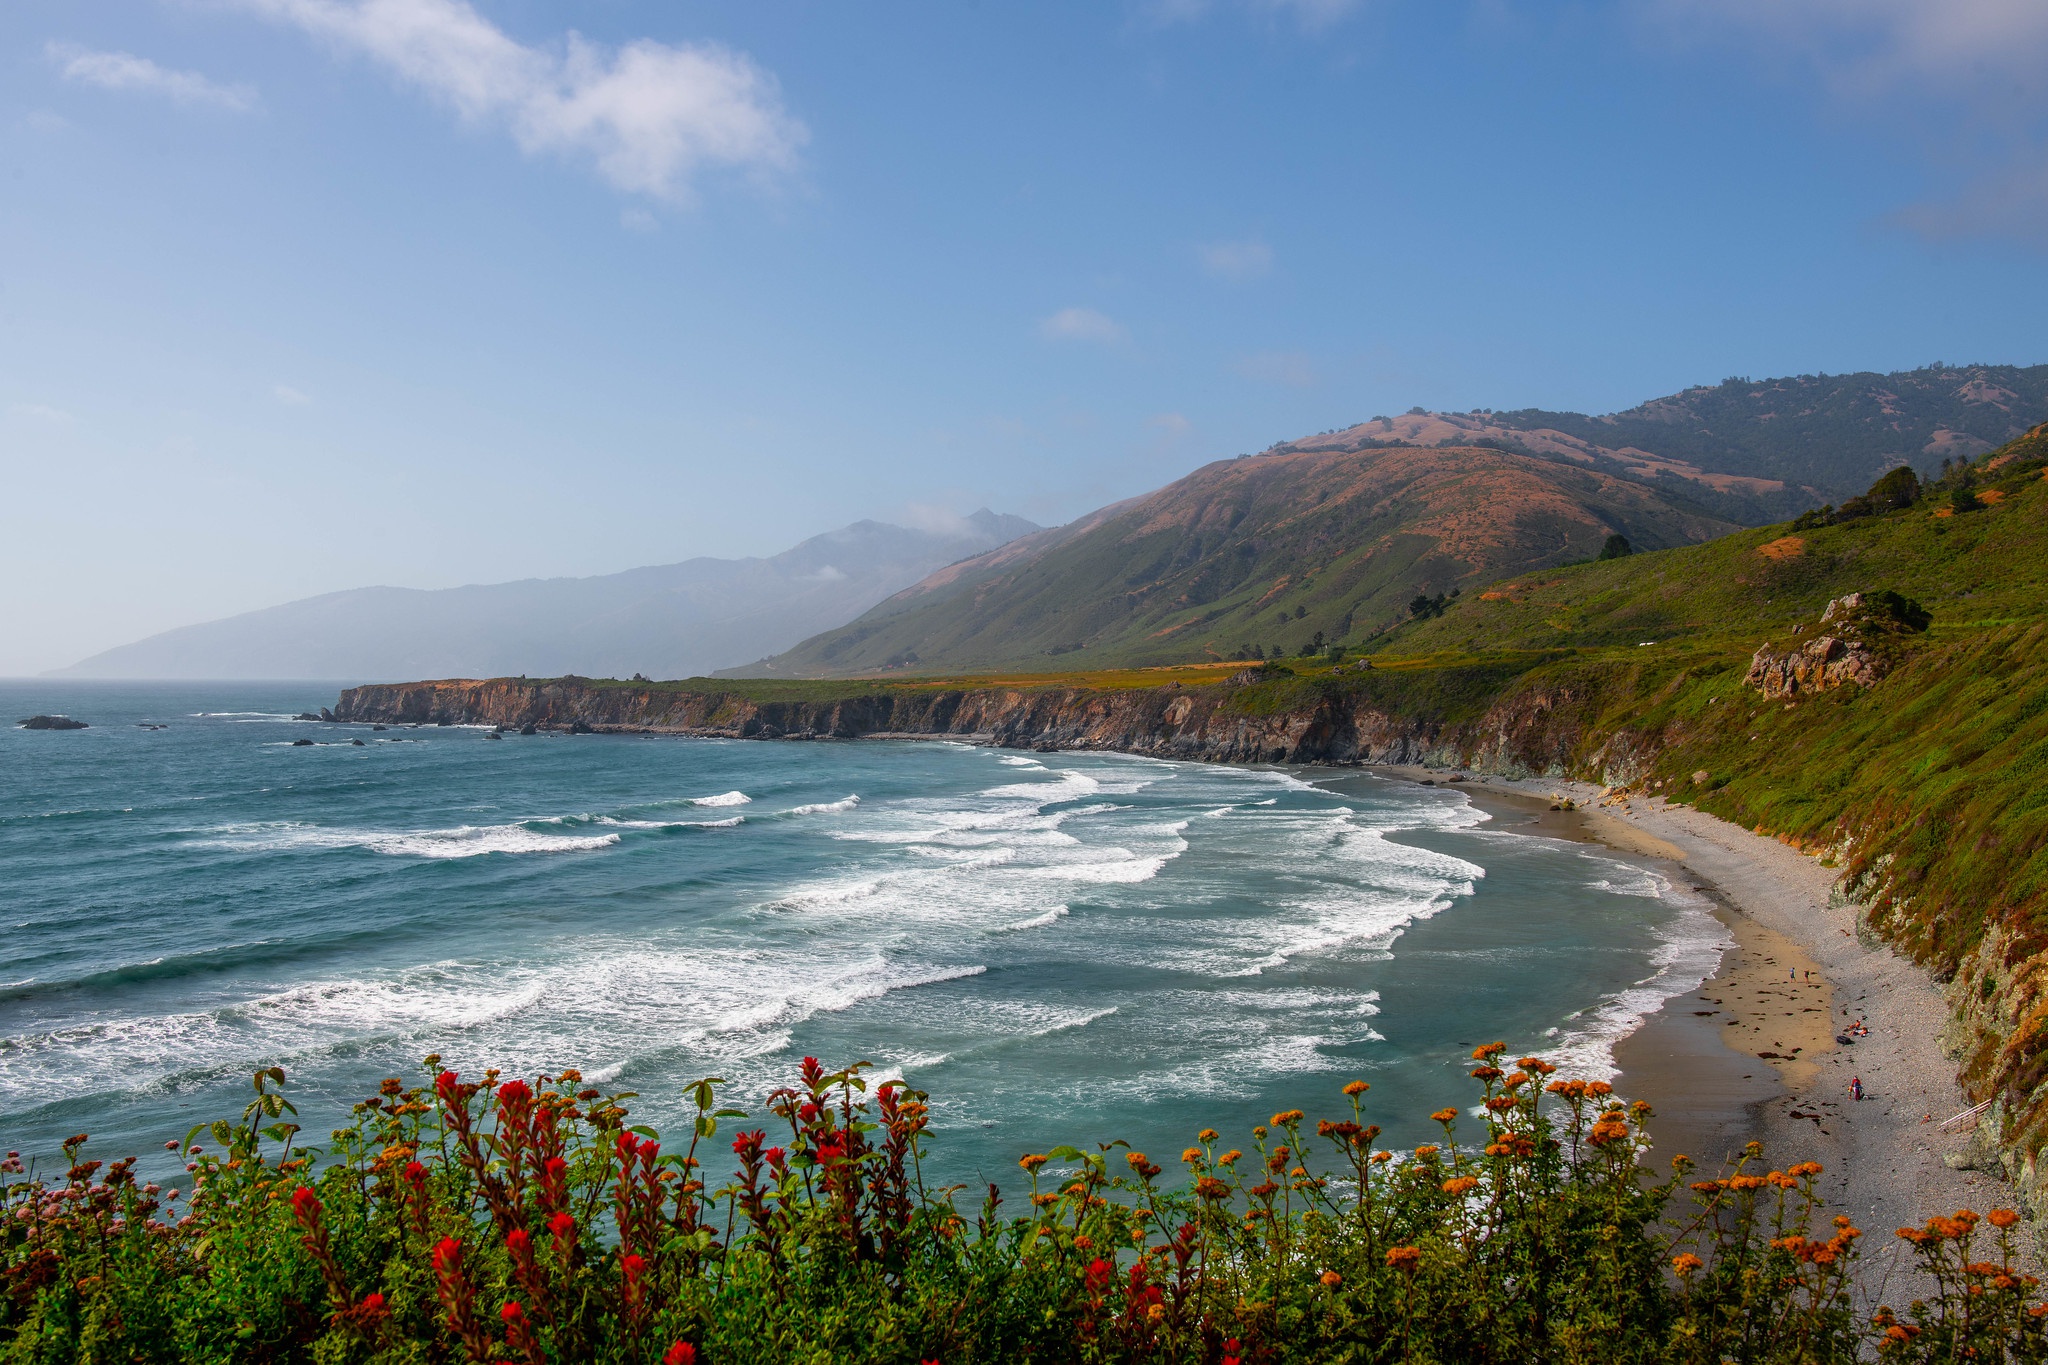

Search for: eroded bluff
xmin=330 ymin=675 xmax=1609 ymax=775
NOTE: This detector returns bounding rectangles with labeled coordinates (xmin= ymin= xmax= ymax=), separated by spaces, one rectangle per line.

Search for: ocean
xmin=1 ymin=681 xmax=1725 ymax=1188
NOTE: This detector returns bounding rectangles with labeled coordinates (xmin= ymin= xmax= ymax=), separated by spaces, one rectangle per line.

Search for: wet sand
xmin=1364 ymin=766 xmax=2024 ymax=1299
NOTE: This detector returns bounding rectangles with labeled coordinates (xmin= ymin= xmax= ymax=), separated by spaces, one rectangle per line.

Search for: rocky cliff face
xmin=331 ymin=675 xmax=1615 ymax=775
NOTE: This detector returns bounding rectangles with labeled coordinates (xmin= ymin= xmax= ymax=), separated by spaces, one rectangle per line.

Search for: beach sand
xmin=1369 ymin=766 xmax=2023 ymax=1301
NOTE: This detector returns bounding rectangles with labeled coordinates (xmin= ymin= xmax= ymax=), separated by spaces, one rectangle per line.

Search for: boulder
xmin=1744 ymin=591 xmax=1931 ymax=701
xmin=18 ymin=715 xmax=87 ymax=730
xmin=292 ymin=738 xmax=315 ymax=746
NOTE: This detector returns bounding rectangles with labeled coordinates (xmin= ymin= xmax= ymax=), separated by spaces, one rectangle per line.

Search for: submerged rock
xmin=291 ymin=738 xmax=315 ymax=746
xmin=18 ymin=715 xmax=87 ymax=730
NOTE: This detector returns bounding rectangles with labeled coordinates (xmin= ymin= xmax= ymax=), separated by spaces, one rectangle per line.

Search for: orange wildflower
xmin=1342 ymin=1080 xmax=1369 ymax=1097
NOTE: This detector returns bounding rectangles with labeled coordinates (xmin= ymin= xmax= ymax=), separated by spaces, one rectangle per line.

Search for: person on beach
xmin=1851 ymin=1076 xmax=1864 ymax=1101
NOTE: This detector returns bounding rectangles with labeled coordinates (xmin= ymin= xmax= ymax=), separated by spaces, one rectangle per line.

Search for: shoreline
xmin=1380 ymin=766 xmax=2021 ymax=1293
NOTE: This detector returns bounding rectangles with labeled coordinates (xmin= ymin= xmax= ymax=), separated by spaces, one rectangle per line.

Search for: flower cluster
xmin=2 ymin=1048 xmax=2042 ymax=1362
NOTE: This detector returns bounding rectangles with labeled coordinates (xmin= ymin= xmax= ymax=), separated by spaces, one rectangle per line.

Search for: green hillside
xmin=737 ymin=442 xmax=1737 ymax=678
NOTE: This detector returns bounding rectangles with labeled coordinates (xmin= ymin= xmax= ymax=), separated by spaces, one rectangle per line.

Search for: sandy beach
xmin=1366 ymin=766 xmax=2020 ymax=1301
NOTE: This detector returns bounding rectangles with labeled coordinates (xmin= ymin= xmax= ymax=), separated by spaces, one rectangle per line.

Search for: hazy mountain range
xmin=58 ymin=511 xmax=1040 ymax=681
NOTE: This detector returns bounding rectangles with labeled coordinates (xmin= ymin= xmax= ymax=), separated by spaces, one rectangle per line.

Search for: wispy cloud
xmin=273 ymin=384 xmax=312 ymax=404
xmin=1197 ymin=238 xmax=1273 ymax=280
xmin=47 ymin=43 xmax=257 ymax=112
xmin=1234 ymin=350 xmax=1319 ymax=388
xmin=1146 ymin=0 xmax=1362 ymax=30
xmin=1039 ymin=306 xmax=1128 ymax=344
xmin=1654 ymin=0 xmax=2048 ymax=95
xmin=1893 ymin=158 xmax=2048 ymax=250
xmin=232 ymin=0 xmax=806 ymax=201
xmin=9 ymin=403 xmax=76 ymax=423
xmin=1652 ymin=0 xmax=2048 ymax=249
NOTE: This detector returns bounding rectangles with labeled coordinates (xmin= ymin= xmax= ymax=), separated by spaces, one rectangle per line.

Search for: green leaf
xmin=713 ymin=1108 xmax=748 ymax=1119
xmin=628 ymin=1125 xmax=660 ymax=1138
xmin=1046 ymin=1145 xmax=1085 ymax=1161
xmin=211 ymin=1120 xmax=234 ymax=1147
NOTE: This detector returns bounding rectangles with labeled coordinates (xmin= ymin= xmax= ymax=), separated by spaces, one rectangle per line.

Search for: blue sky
xmin=5 ymin=0 xmax=2047 ymax=672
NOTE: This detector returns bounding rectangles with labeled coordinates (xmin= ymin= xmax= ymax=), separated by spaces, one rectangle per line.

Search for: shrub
xmin=1598 ymin=534 xmax=1633 ymax=561
xmin=2 ymin=1049 xmax=2041 ymax=1363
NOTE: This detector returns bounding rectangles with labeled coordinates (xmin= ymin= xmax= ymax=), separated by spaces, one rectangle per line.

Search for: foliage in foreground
xmin=2 ymin=1047 xmax=2041 ymax=1363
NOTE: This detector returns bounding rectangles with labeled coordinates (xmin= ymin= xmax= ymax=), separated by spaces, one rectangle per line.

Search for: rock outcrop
xmin=1744 ymin=591 xmax=1930 ymax=701
xmin=17 ymin=715 xmax=88 ymax=730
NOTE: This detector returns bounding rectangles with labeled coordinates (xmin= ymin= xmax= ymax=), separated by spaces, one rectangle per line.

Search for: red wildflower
xmin=664 ymin=1345 xmax=698 ymax=1365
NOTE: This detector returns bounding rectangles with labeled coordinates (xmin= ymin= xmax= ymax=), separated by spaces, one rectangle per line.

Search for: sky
xmin=4 ymin=0 xmax=2048 ymax=674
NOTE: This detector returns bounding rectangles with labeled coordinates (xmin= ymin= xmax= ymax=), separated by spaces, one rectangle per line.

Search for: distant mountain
xmin=1281 ymin=363 xmax=2048 ymax=513
xmin=58 ymin=511 xmax=1040 ymax=681
xmin=729 ymin=443 xmax=1739 ymax=678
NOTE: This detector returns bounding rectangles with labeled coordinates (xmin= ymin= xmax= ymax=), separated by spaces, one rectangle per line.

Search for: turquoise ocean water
xmin=1 ymin=682 xmax=1725 ymax=1188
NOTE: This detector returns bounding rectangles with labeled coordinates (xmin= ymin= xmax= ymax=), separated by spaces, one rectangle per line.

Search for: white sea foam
xmin=785 ymin=795 xmax=860 ymax=815
xmin=1538 ymin=881 xmax=1731 ymax=1083
xmin=979 ymin=769 xmax=1102 ymax=803
xmin=691 ymin=791 xmax=752 ymax=807
xmin=997 ymin=905 xmax=1071 ymax=932
xmin=188 ymin=820 xmax=618 ymax=858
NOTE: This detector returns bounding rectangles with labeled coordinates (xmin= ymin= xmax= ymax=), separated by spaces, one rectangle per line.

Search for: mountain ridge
xmin=58 ymin=510 xmax=1040 ymax=681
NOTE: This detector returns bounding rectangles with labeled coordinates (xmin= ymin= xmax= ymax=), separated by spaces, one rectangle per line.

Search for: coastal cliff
xmin=335 ymin=673 xmax=1538 ymax=768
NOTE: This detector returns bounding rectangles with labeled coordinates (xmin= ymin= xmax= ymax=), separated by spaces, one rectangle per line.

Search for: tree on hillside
xmin=1598 ymin=534 xmax=1633 ymax=560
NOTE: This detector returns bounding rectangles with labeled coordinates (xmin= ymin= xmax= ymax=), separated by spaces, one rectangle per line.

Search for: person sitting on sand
xmin=1850 ymin=1076 xmax=1864 ymax=1101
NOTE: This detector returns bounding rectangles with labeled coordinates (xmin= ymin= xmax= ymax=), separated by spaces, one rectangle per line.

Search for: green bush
xmin=2 ymin=1049 xmax=2039 ymax=1363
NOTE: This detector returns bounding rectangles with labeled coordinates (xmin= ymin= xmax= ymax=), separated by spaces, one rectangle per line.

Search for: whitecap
xmin=691 ymin=791 xmax=751 ymax=807
xmin=187 ymin=820 xmax=618 ymax=859
xmin=785 ymin=795 xmax=860 ymax=815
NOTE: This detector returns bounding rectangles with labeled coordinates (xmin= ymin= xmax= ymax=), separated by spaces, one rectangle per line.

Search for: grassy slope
xmin=752 ymin=443 xmax=1736 ymax=679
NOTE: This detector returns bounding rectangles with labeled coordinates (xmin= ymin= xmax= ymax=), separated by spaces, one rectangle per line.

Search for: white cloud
xmin=1652 ymin=0 xmax=2048 ymax=249
xmin=1234 ymin=350 xmax=1319 ymax=388
xmin=47 ymin=43 xmax=257 ymax=112
xmin=1893 ymin=157 xmax=2048 ymax=249
xmin=1653 ymin=0 xmax=2048 ymax=95
xmin=273 ymin=384 xmax=312 ymax=404
xmin=9 ymin=403 xmax=75 ymax=423
xmin=1197 ymin=238 xmax=1273 ymax=280
xmin=233 ymin=0 xmax=806 ymax=201
xmin=1039 ymin=306 xmax=1127 ymax=344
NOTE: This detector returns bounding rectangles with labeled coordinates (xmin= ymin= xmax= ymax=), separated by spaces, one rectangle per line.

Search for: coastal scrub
xmin=2 ymin=1048 xmax=2037 ymax=1362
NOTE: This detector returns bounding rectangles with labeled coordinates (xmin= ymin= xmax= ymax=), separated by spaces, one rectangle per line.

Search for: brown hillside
xmin=733 ymin=442 xmax=1737 ymax=678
